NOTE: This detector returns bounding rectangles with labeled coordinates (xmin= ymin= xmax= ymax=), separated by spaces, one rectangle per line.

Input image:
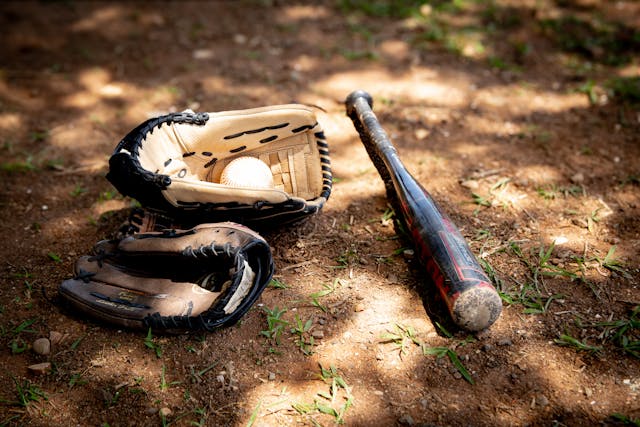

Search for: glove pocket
xmin=204 ymin=132 xmax=323 ymax=200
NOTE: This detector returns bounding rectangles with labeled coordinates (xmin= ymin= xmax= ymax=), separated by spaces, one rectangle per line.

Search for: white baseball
xmin=219 ymin=156 xmax=274 ymax=189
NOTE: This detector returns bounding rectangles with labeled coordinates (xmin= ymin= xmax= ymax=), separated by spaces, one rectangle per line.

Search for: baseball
xmin=219 ymin=156 xmax=274 ymax=189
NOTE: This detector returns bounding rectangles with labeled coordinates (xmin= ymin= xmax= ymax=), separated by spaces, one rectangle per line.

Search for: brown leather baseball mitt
xmin=58 ymin=222 xmax=273 ymax=332
xmin=106 ymin=105 xmax=332 ymax=229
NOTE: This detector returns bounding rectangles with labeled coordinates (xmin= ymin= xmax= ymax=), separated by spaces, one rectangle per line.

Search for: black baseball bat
xmin=345 ymin=90 xmax=502 ymax=331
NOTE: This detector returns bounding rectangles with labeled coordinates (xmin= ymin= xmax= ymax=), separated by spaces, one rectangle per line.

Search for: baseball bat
xmin=345 ymin=90 xmax=502 ymax=331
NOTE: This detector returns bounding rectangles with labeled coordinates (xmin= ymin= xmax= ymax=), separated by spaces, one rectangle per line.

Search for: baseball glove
xmin=106 ymin=104 xmax=332 ymax=229
xmin=58 ymin=222 xmax=274 ymax=332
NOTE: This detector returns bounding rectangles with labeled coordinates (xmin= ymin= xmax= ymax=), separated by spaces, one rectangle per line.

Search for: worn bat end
xmin=452 ymin=285 xmax=502 ymax=332
xmin=345 ymin=90 xmax=373 ymax=115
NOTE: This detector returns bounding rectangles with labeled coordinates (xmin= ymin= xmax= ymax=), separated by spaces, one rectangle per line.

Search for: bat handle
xmin=345 ymin=91 xmax=393 ymax=153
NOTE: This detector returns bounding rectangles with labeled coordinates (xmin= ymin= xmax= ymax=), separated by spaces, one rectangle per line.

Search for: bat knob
xmin=452 ymin=284 xmax=503 ymax=331
xmin=345 ymin=90 xmax=373 ymax=115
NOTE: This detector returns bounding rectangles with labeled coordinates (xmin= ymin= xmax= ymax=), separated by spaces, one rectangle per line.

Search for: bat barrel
xmin=346 ymin=90 xmax=502 ymax=331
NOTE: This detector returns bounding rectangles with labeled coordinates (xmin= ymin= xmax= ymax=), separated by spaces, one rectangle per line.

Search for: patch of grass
xmin=536 ymin=184 xmax=584 ymax=200
xmin=47 ymin=252 xmax=62 ymax=263
xmin=380 ymin=323 xmax=475 ymax=384
xmin=422 ymin=345 xmax=475 ymax=384
xmin=334 ymin=247 xmax=359 ymax=269
xmin=596 ymin=245 xmax=631 ymax=279
xmin=260 ymin=306 xmax=288 ymax=345
xmin=471 ymin=192 xmax=492 ymax=207
xmin=1 ymin=156 xmax=36 ymax=173
xmin=0 ymin=376 xmax=48 ymax=407
xmin=340 ymin=48 xmax=379 ymax=61
xmin=160 ymin=365 xmax=181 ymax=391
xmin=144 ymin=328 xmax=163 ymax=358
xmin=380 ymin=324 xmax=421 ymax=356
xmin=607 ymin=77 xmax=640 ymax=104
xmin=292 ymin=364 xmax=353 ymax=424
xmin=619 ymin=174 xmax=640 ymax=187
xmin=68 ymin=372 xmax=88 ymax=388
xmin=269 ymin=278 xmax=288 ymax=289
xmin=30 ymin=130 xmax=49 ymax=142
xmin=338 ymin=0 xmax=427 ymax=18
xmin=189 ymin=362 xmax=218 ymax=384
xmin=500 ymin=282 xmax=564 ymax=315
xmin=554 ymin=334 xmax=602 ymax=355
xmin=70 ymin=184 xmax=88 ymax=197
xmin=98 ymin=190 xmax=119 ymax=202
xmin=246 ymin=400 xmax=262 ymax=427
xmin=577 ymin=79 xmax=600 ymax=105
xmin=610 ymin=413 xmax=640 ymax=426
xmin=595 ymin=306 xmax=640 ymax=359
xmin=291 ymin=315 xmax=315 ymax=356
xmin=308 ymin=279 xmax=339 ymax=312
xmin=2 ymin=318 xmax=37 ymax=354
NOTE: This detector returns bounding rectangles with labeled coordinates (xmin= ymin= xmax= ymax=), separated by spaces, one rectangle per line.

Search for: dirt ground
xmin=1 ymin=1 xmax=639 ymax=426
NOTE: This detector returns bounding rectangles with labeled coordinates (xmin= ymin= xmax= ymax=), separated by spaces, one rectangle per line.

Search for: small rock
xmin=399 ymin=414 xmax=415 ymax=425
xmin=570 ymin=172 xmax=584 ymax=184
xmin=453 ymin=372 xmax=462 ymax=380
xmin=192 ymin=49 xmax=214 ymax=60
xmin=233 ymin=34 xmax=247 ymax=45
xmin=159 ymin=407 xmax=172 ymax=417
xmin=497 ymin=339 xmax=513 ymax=347
xmin=49 ymin=331 xmax=64 ymax=346
xmin=145 ymin=407 xmax=158 ymax=415
xmin=415 ymin=129 xmax=430 ymax=140
xmin=268 ymin=372 xmax=276 ymax=381
xmin=33 ymin=338 xmax=51 ymax=355
xmin=482 ymin=344 xmax=494 ymax=352
xmin=28 ymin=362 xmax=51 ymax=374
xmin=354 ymin=303 xmax=365 ymax=312
xmin=537 ymin=394 xmax=549 ymax=407
xmin=402 ymin=249 xmax=415 ymax=260
xmin=460 ymin=180 xmax=480 ymax=190
xmin=311 ymin=330 xmax=325 ymax=339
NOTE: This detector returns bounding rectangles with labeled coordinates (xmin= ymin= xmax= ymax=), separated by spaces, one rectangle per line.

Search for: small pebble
xmin=570 ymin=172 xmax=584 ymax=184
xmin=497 ymin=339 xmax=513 ymax=347
xmin=537 ymin=395 xmax=549 ymax=407
xmin=354 ymin=303 xmax=365 ymax=312
xmin=27 ymin=362 xmax=51 ymax=374
xmin=49 ymin=331 xmax=64 ymax=346
xmin=402 ymin=249 xmax=415 ymax=260
xmin=268 ymin=372 xmax=276 ymax=381
xmin=311 ymin=330 xmax=325 ymax=339
xmin=33 ymin=338 xmax=51 ymax=355
xmin=460 ymin=180 xmax=480 ymax=190
xmin=159 ymin=407 xmax=172 ymax=417
xmin=399 ymin=414 xmax=415 ymax=425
